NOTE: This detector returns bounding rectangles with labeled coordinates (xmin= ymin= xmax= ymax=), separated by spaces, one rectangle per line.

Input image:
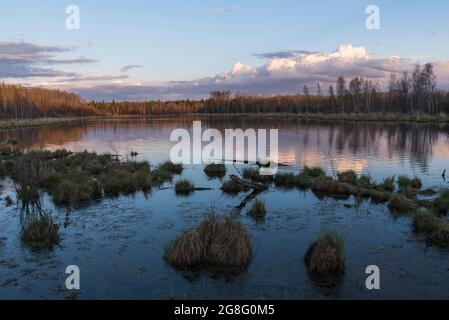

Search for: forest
xmin=1 ymin=63 xmax=449 ymax=119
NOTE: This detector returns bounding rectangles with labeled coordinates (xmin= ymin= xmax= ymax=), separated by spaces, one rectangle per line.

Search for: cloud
xmin=120 ymin=65 xmax=143 ymax=72
xmin=208 ymin=6 xmax=240 ymax=14
xmin=72 ymin=44 xmax=449 ymax=101
xmin=253 ymin=50 xmax=319 ymax=59
xmin=0 ymin=40 xmax=95 ymax=78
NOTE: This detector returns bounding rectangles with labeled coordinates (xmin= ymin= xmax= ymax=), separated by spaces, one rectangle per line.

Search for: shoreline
xmin=1 ymin=112 xmax=449 ymax=130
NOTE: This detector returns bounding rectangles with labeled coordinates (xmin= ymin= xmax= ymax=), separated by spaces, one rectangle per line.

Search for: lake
xmin=1 ymin=116 xmax=449 ymax=299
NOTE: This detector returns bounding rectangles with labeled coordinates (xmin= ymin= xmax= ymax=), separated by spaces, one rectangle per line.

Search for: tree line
xmin=1 ymin=63 xmax=449 ymax=119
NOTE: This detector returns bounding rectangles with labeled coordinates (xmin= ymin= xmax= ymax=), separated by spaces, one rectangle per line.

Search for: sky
xmin=1 ymin=0 xmax=449 ymax=101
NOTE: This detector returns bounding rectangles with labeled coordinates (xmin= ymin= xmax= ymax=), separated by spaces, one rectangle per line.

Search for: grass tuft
xmin=165 ymin=215 xmax=252 ymax=271
xmin=21 ymin=214 xmax=60 ymax=247
xmin=305 ymin=230 xmax=345 ymax=276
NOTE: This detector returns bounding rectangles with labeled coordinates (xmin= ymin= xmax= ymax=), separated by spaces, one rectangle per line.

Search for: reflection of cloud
xmin=72 ymin=44 xmax=449 ymax=101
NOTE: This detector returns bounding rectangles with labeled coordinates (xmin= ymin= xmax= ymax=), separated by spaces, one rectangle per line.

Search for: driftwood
xmin=230 ymin=174 xmax=267 ymax=214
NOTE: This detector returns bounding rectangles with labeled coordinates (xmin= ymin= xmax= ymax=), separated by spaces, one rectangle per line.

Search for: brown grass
xmin=412 ymin=211 xmax=449 ymax=247
xmin=21 ymin=214 xmax=60 ymax=247
xmin=305 ymin=231 xmax=345 ymax=276
xmin=165 ymin=215 xmax=252 ymax=270
xmin=388 ymin=194 xmax=418 ymax=214
xmin=311 ymin=176 xmax=356 ymax=199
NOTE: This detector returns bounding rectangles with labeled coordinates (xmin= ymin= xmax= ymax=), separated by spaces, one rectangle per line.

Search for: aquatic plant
xmin=3 ymin=150 xmax=183 ymax=205
xmin=357 ymin=174 xmax=373 ymax=188
xmin=305 ymin=230 xmax=345 ymax=275
xmin=204 ymin=163 xmax=226 ymax=178
xmin=175 ymin=179 xmax=195 ymax=196
xmin=337 ymin=171 xmax=358 ymax=185
xmin=248 ymin=199 xmax=267 ymax=218
xmin=369 ymin=190 xmax=391 ymax=204
xmin=302 ymin=166 xmax=325 ymax=178
xmin=412 ymin=211 xmax=449 ymax=247
xmin=433 ymin=189 xmax=449 ymax=215
xmin=164 ymin=215 xmax=252 ymax=270
xmin=380 ymin=176 xmax=396 ymax=192
xmin=242 ymin=168 xmax=273 ymax=184
xmin=387 ymin=194 xmax=418 ymax=214
xmin=221 ymin=180 xmax=249 ymax=194
xmin=159 ymin=161 xmax=183 ymax=175
xmin=274 ymin=172 xmax=298 ymax=188
xmin=397 ymin=176 xmax=422 ymax=190
xmin=21 ymin=214 xmax=60 ymax=247
xmin=311 ymin=176 xmax=356 ymax=199
xmin=296 ymin=173 xmax=313 ymax=190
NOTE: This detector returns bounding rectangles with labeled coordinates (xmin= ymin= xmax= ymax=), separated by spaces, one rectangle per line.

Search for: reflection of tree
xmin=0 ymin=117 xmax=445 ymax=173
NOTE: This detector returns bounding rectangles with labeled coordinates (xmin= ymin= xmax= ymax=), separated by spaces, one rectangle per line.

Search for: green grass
xmin=380 ymin=176 xmax=396 ymax=192
xmin=3 ymin=150 xmax=183 ymax=206
xmin=302 ymin=166 xmax=325 ymax=178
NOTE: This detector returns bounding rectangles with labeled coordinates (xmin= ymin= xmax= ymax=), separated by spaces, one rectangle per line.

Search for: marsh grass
xmin=311 ymin=176 xmax=356 ymax=199
xmin=3 ymin=150 xmax=183 ymax=205
xmin=433 ymin=189 xmax=449 ymax=215
xmin=388 ymin=194 xmax=419 ymax=214
xmin=175 ymin=179 xmax=195 ymax=196
xmin=221 ymin=180 xmax=249 ymax=194
xmin=242 ymin=168 xmax=273 ymax=184
xmin=305 ymin=230 xmax=345 ymax=277
xmin=412 ymin=211 xmax=449 ymax=247
xmin=398 ymin=176 xmax=422 ymax=190
xmin=337 ymin=171 xmax=358 ymax=185
xmin=204 ymin=163 xmax=226 ymax=178
xmin=380 ymin=176 xmax=396 ymax=192
xmin=248 ymin=199 xmax=267 ymax=219
xmin=302 ymin=166 xmax=325 ymax=178
xmin=164 ymin=214 xmax=252 ymax=271
xmin=21 ymin=214 xmax=60 ymax=248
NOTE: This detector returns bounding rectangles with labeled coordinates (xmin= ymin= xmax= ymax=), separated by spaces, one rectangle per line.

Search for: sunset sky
xmin=1 ymin=0 xmax=449 ymax=100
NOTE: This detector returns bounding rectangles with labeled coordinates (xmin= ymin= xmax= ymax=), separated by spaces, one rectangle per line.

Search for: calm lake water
xmin=1 ymin=116 xmax=449 ymax=299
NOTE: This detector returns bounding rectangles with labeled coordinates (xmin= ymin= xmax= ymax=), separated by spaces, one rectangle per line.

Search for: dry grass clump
xmin=388 ymin=194 xmax=419 ymax=214
xmin=21 ymin=214 xmax=60 ymax=247
xmin=311 ymin=176 xmax=356 ymax=199
xmin=165 ymin=215 xmax=252 ymax=271
xmin=204 ymin=163 xmax=226 ymax=178
xmin=305 ymin=231 xmax=345 ymax=276
xmin=248 ymin=199 xmax=267 ymax=218
xmin=412 ymin=211 xmax=449 ymax=247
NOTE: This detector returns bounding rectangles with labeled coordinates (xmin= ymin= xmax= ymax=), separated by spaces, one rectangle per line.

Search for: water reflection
xmin=1 ymin=117 xmax=448 ymax=183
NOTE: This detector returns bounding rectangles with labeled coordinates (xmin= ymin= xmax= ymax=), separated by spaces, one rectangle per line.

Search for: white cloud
xmin=71 ymin=44 xmax=449 ymax=101
xmin=208 ymin=6 xmax=240 ymax=14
